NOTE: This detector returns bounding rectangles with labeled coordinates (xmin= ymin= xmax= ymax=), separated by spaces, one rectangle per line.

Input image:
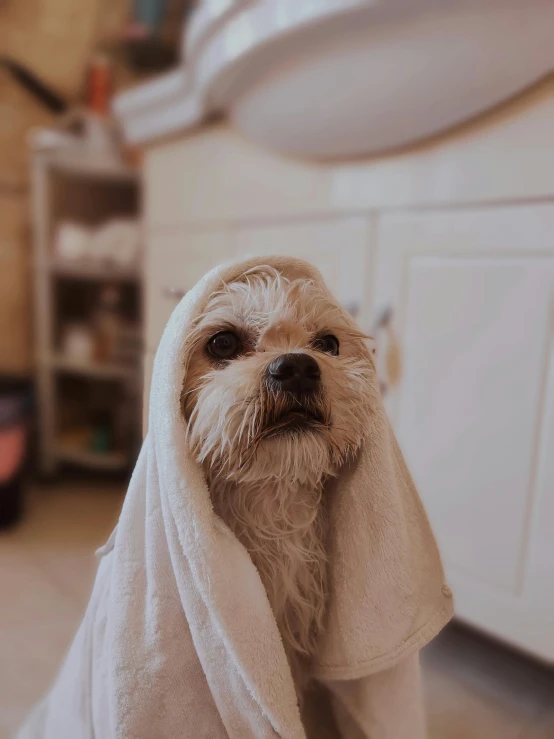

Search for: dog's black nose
xmin=268 ymin=353 xmax=321 ymax=394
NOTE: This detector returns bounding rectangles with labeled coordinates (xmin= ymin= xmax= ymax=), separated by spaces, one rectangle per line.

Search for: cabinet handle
xmin=162 ymin=286 xmax=187 ymax=301
xmin=373 ymin=306 xmax=402 ymax=396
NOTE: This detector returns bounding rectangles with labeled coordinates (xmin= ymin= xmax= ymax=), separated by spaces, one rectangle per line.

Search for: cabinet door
xmin=145 ymin=228 xmax=232 ymax=352
xmin=373 ymin=205 xmax=554 ymax=660
xmin=142 ymin=350 xmax=155 ymax=435
xmin=235 ymin=217 xmax=373 ymax=323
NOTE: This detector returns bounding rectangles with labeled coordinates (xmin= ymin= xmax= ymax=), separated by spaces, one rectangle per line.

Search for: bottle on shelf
xmin=92 ymin=284 xmax=123 ymax=363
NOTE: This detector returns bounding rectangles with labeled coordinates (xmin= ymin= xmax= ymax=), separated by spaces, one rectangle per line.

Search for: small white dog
xmin=181 ymin=265 xmax=374 ymax=694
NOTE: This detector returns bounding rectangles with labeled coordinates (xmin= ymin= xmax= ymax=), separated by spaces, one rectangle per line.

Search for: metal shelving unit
xmin=32 ymin=148 xmax=143 ymax=476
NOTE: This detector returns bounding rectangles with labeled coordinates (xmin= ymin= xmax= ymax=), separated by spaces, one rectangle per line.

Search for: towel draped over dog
xmin=18 ymin=257 xmax=453 ymax=739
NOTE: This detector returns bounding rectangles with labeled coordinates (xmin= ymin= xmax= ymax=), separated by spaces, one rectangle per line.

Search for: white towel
xmin=18 ymin=256 xmax=453 ymax=739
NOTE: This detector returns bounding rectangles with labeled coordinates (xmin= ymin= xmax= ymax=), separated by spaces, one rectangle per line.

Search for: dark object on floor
xmin=0 ymin=378 xmax=33 ymax=530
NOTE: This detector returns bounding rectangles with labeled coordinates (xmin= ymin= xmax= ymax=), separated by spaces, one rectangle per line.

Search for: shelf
xmin=43 ymin=150 xmax=139 ymax=184
xmin=55 ymin=443 xmax=129 ymax=471
xmin=33 ymin=144 xmax=142 ymax=478
xmin=47 ymin=258 xmax=141 ymax=282
xmin=48 ymin=354 xmax=138 ymax=381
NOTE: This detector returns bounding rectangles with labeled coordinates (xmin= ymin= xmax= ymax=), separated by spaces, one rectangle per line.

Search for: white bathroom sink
xmin=114 ymin=0 xmax=554 ymax=158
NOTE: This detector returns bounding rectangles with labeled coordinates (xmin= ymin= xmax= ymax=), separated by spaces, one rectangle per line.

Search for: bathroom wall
xmin=0 ymin=0 xmax=129 ymax=375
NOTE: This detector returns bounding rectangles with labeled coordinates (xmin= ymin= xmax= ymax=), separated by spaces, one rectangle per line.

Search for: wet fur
xmin=181 ymin=266 xmax=375 ymax=690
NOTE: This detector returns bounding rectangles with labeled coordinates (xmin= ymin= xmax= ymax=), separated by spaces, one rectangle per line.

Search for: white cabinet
xmin=145 ymin=228 xmax=232 ymax=352
xmin=235 ymin=216 xmax=373 ymax=322
xmin=143 ymin=228 xmax=232 ymax=431
xmin=373 ymin=204 xmax=554 ymax=660
xmin=142 ymin=350 xmax=155 ymax=434
xmin=140 ymin=88 xmax=554 ymax=660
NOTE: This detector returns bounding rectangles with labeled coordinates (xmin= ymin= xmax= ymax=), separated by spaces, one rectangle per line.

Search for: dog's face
xmin=182 ymin=267 xmax=376 ymax=485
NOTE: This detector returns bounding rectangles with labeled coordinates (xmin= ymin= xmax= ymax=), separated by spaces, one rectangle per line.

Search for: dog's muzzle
xmin=263 ymin=354 xmax=326 ymax=434
xmin=267 ymin=353 xmax=321 ymax=395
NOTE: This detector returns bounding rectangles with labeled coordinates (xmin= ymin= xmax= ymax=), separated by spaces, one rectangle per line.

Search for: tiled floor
xmin=423 ymin=627 xmax=554 ymax=738
xmin=1 ymin=482 xmax=553 ymax=738
xmin=0 ymin=481 xmax=124 ymax=739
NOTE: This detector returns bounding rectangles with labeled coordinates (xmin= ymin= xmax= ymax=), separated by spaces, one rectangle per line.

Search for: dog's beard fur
xmin=181 ymin=266 xmax=375 ymax=689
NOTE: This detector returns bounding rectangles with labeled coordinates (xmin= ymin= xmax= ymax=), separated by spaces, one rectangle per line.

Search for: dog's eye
xmin=207 ymin=331 xmax=242 ymax=360
xmin=312 ymin=334 xmax=339 ymax=356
